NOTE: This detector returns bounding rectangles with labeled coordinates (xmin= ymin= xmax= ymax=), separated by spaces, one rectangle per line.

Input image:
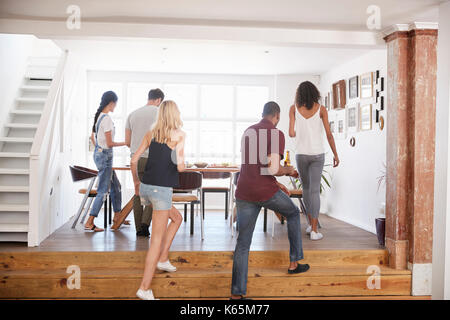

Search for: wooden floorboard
xmin=0 ymin=210 xmax=382 ymax=252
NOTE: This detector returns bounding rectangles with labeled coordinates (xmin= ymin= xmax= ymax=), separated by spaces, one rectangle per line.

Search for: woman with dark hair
xmin=85 ymin=91 xmax=126 ymax=232
xmin=289 ymin=81 xmax=339 ymax=241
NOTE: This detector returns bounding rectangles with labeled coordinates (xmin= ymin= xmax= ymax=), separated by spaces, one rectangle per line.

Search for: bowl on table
xmin=194 ymin=162 xmax=208 ymax=168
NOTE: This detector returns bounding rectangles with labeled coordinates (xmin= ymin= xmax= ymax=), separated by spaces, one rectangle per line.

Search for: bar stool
xmin=69 ymin=165 xmax=111 ymax=229
xmin=173 ymin=172 xmax=203 ymax=238
xmin=201 ymin=172 xmax=231 ymax=220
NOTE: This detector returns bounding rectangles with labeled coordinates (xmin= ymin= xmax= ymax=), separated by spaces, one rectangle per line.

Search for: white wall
xmin=0 ymin=34 xmax=35 ymax=136
xmin=28 ymin=50 xmax=89 ymax=245
xmin=319 ymin=49 xmax=387 ymax=233
xmin=55 ymin=53 xmax=89 ymax=233
xmin=432 ymin=0 xmax=450 ymax=300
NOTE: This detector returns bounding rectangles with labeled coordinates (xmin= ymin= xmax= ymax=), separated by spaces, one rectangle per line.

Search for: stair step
xmin=0 ymin=250 xmax=390 ymax=270
xmin=0 ymin=223 xmax=28 ymax=233
xmin=20 ymin=85 xmax=51 ymax=91
xmin=0 ymin=137 xmax=34 ymax=143
xmin=4 ymin=123 xmax=38 ymax=129
xmin=0 ymin=186 xmax=29 ymax=192
xmin=0 ymin=265 xmax=411 ymax=298
xmin=0 ymin=168 xmax=30 ymax=175
xmin=0 ymin=204 xmax=29 ymax=212
xmin=10 ymin=110 xmax=43 ymax=116
xmin=0 ymin=153 xmax=30 ymax=158
xmin=16 ymin=97 xmax=46 ymax=104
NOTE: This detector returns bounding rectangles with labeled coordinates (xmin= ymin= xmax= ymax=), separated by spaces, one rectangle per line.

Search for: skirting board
xmin=408 ymin=262 xmax=432 ymax=296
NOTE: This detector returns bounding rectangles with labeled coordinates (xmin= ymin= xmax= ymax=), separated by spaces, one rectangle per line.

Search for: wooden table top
xmin=112 ymin=165 xmax=240 ymax=173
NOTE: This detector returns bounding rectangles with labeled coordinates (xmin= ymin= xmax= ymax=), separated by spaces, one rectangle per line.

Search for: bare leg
xmin=158 ymin=206 xmax=183 ymax=262
xmin=309 ymin=214 xmax=318 ymax=233
xmin=85 ymin=216 xmax=104 ymax=231
xmin=139 ymin=210 xmax=169 ymax=291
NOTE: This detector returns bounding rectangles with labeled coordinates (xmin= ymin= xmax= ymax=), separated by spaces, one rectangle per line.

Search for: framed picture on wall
xmin=360 ymin=104 xmax=373 ymax=131
xmin=329 ymin=90 xmax=333 ymax=110
xmin=349 ymin=76 xmax=359 ymax=99
xmin=347 ymin=103 xmax=359 ymax=133
xmin=332 ymin=80 xmax=346 ymax=109
xmin=328 ymin=110 xmax=336 ymax=134
xmin=360 ymin=72 xmax=374 ymax=98
xmin=335 ymin=110 xmax=346 ymax=140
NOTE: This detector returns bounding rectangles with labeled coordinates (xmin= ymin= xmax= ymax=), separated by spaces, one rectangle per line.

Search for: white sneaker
xmin=136 ymin=289 xmax=159 ymax=300
xmin=157 ymin=260 xmax=177 ymax=272
xmin=310 ymin=231 xmax=323 ymax=241
xmin=305 ymin=225 xmax=312 ymax=234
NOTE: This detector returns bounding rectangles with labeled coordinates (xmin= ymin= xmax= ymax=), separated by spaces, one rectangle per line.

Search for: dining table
xmin=110 ymin=165 xmax=241 ymax=230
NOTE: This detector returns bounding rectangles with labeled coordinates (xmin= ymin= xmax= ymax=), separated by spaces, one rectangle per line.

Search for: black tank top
xmin=142 ymin=139 xmax=179 ymax=188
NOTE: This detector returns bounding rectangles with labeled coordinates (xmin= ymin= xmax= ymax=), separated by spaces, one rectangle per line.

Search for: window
xmin=127 ymin=82 xmax=161 ymax=114
xmin=87 ymin=74 xmax=272 ymax=190
xmin=200 ymin=85 xmax=233 ymax=119
xmin=163 ymin=84 xmax=197 ymax=117
xmin=236 ymin=86 xmax=269 ymax=119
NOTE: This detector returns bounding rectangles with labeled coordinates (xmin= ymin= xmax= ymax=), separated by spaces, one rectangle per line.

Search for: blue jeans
xmin=231 ymin=190 xmax=303 ymax=295
xmin=90 ymin=147 xmax=122 ymax=217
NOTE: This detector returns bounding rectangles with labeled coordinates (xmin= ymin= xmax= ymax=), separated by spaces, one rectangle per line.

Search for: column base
xmin=408 ymin=262 xmax=432 ymax=296
xmin=386 ymin=238 xmax=408 ymax=269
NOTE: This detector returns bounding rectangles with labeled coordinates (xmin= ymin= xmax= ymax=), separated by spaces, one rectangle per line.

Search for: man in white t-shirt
xmin=125 ymin=88 xmax=164 ymax=237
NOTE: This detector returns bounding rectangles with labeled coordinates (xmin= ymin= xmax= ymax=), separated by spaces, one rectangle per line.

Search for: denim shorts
xmin=139 ymin=183 xmax=173 ymax=211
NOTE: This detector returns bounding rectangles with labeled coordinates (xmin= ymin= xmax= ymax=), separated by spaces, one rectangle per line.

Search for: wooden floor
xmin=1 ymin=210 xmax=418 ymax=300
xmin=1 ymin=249 xmax=413 ymax=299
xmin=0 ymin=210 xmax=382 ymax=252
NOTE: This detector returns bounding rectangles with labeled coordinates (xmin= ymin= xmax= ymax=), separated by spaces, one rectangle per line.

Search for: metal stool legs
xmin=71 ymin=177 xmax=96 ymax=229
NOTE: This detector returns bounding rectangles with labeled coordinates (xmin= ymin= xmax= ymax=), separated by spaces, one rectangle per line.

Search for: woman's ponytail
xmin=92 ymin=91 xmax=118 ymax=133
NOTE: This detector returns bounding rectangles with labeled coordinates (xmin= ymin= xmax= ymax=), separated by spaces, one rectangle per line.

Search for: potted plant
xmin=376 ymin=163 xmax=386 ymax=246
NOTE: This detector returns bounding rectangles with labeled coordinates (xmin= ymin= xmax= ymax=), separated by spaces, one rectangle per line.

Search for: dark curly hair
xmin=295 ymin=81 xmax=321 ymax=110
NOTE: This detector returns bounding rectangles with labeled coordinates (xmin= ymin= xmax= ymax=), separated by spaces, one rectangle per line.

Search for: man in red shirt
xmin=230 ymin=101 xmax=310 ymax=300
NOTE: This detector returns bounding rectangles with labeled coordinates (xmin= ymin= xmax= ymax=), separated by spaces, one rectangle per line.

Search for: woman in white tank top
xmin=288 ymin=81 xmax=340 ymax=241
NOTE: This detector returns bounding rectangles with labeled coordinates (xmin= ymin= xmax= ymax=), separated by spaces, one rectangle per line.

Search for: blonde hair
xmin=151 ymin=100 xmax=183 ymax=144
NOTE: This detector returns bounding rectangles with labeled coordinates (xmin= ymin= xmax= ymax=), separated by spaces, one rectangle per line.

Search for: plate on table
xmin=209 ymin=163 xmax=239 ymax=168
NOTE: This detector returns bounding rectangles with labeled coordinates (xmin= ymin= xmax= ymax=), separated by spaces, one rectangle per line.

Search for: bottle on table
xmin=284 ymin=150 xmax=291 ymax=166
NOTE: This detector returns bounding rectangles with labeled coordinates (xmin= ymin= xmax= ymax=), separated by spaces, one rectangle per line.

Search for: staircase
xmin=0 ymin=63 xmax=54 ymax=242
xmin=0 ymin=249 xmax=414 ymax=299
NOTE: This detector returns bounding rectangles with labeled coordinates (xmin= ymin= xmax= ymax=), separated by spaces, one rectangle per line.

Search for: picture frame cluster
xmin=325 ymin=70 xmax=385 ymax=142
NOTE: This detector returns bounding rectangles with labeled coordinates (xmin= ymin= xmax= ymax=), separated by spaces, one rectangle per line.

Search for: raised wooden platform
xmin=0 ymin=249 xmax=413 ymax=299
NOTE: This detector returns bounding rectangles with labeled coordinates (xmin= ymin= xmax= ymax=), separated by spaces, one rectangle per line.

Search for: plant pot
xmin=375 ymin=218 xmax=386 ymax=247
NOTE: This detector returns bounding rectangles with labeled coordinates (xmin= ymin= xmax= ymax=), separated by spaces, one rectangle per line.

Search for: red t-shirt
xmin=235 ymin=118 xmax=285 ymax=202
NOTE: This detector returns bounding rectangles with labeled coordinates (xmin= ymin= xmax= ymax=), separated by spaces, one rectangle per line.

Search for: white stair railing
xmin=28 ymin=51 xmax=68 ymax=246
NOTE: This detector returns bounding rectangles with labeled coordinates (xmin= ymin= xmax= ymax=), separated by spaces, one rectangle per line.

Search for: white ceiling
xmin=0 ymin=0 xmax=444 ymax=31
xmin=4 ymin=0 xmax=442 ymax=75
xmin=55 ymin=38 xmax=377 ymax=75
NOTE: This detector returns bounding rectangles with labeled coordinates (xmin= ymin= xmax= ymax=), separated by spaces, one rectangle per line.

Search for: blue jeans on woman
xmin=231 ymin=190 xmax=303 ymax=295
xmin=90 ymin=146 xmax=122 ymax=217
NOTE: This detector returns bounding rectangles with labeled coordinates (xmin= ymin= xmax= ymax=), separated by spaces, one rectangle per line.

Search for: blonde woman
xmin=131 ymin=100 xmax=185 ymax=300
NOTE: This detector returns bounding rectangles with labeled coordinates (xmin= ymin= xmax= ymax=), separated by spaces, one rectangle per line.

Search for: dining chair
xmin=173 ymin=172 xmax=203 ymax=238
xmin=69 ymin=165 xmax=112 ymax=229
xmin=201 ymin=171 xmax=231 ymax=220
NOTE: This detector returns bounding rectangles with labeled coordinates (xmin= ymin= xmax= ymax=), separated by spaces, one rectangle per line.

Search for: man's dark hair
xmin=148 ymin=88 xmax=165 ymax=101
xmin=262 ymin=101 xmax=281 ymax=117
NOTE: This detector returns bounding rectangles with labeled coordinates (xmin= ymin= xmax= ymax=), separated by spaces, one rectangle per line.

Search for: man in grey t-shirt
xmin=125 ymin=88 xmax=164 ymax=237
